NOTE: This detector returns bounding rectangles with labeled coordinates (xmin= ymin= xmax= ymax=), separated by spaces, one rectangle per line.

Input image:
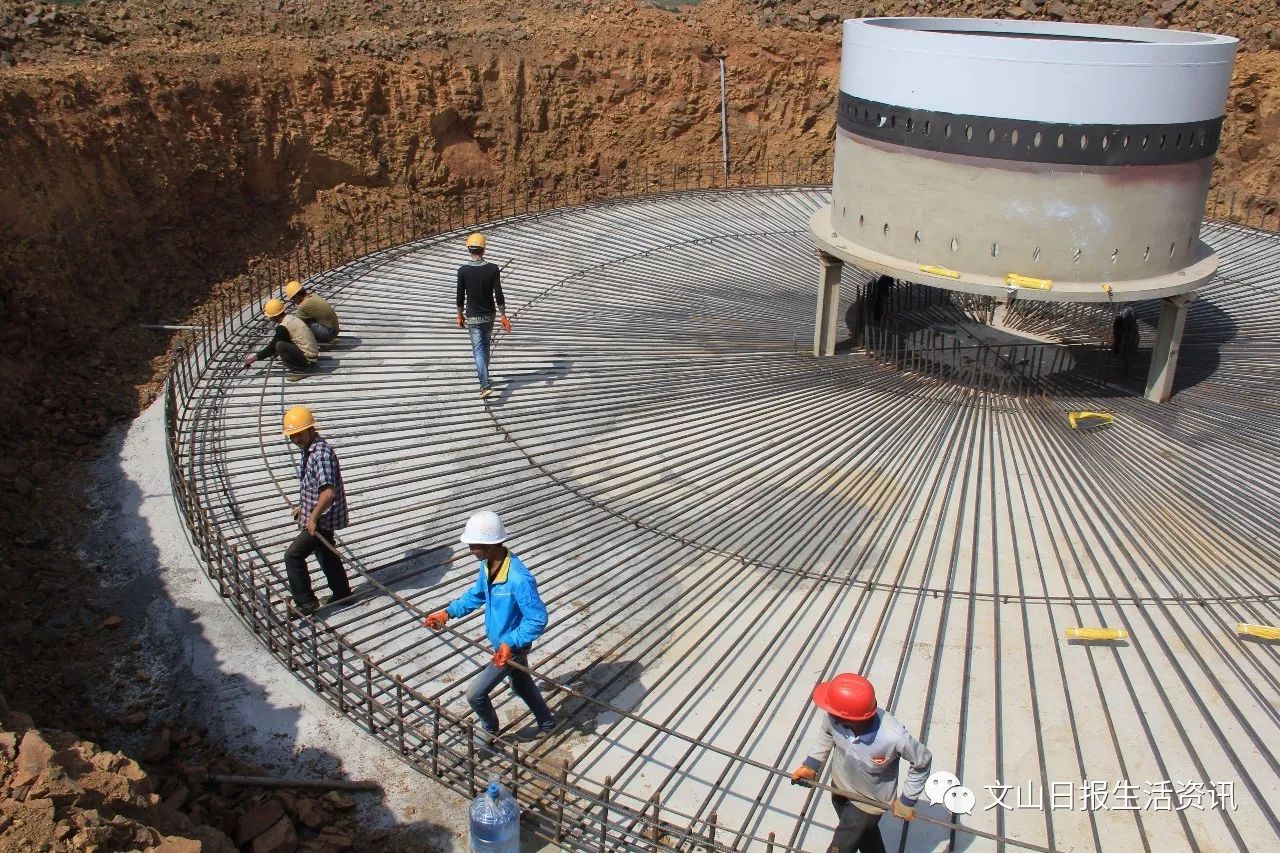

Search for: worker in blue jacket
xmin=425 ymin=510 xmax=557 ymax=743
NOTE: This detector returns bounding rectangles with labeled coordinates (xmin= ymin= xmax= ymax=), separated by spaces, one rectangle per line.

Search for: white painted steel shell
xmin=818 ymin=18 xmax=1237 ymax=301
xmin=841 ymin=18 xmax=1237 ymax=124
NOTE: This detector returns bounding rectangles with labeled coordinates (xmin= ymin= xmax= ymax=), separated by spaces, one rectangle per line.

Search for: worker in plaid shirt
xmin=281 ymin=406 xmax=352 ymax=616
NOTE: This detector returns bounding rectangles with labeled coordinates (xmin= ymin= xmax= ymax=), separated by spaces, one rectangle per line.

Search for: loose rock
xmin=251 ymin=814 xmax=299 ymax=853
xmin=237 ymin=798 xmax=287 ymax=845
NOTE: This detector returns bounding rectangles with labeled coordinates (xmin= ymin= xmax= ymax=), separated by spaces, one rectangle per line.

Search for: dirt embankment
xmin=0 ymin=2 xmax=838 ymax=848
xmin=1 ymin=697 xmax=377 ymax=852
xmin=0 ymin=0 xmax=1277 ymax=849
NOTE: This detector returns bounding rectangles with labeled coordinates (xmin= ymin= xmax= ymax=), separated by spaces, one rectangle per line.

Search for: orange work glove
xmin=492 ymin=643 xmax=512 ymax=667
xmin=424 ymin=610 xmax=449 ymax=630
xmin=456 ymin=312 xmax=465 ymax=328
xmin=500 ymin=316 xmax=512 ymax=333
xmin=790 ymin=766 xmax=816 ymax=787
xmin=892 ymin=799 xmax=916 ymax=822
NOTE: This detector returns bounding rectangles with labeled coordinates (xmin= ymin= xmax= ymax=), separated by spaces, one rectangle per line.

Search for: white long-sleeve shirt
xmin=802 ymin=709 xmax=933 ymax=815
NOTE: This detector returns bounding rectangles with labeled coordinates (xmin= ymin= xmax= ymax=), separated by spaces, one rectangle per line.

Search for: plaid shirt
xmin=298 ymin=436 xmax=348 ymax=531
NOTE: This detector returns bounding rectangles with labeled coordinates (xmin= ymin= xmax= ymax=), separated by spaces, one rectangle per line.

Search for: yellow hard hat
xmin=284 ymin=280 xmax=304 ymax=300
xmin=282 ymin=406 xmax=316 ymax=436
xmin=466 ymin=233 xmax=486 ymax=250
xmin=264 ymin=298 xmax=287 ymax=318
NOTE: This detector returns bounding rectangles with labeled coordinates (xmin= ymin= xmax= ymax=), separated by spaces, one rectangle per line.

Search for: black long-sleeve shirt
xmin=456 ymin=260 xmax=504 ymax=321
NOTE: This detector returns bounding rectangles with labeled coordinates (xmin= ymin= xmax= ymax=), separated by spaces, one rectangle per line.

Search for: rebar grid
xmin=166 ymin=170 xmax=1280 ymax=853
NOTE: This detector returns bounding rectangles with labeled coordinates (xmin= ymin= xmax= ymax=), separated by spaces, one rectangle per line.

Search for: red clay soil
xmin=0 ymin=1 xmax=1276 ymax=849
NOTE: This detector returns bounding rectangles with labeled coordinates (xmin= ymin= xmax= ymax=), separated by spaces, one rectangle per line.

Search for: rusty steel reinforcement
xmin=163 ymin=160 xmax=854 ymax=853
xmin=163 ymin=163 xmax=1279 ymax=852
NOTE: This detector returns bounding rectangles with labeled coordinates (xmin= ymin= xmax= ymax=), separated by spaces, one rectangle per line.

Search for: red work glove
xmin=424 ymin=610 xmax=449 ymax=630
xmin=790 ymin=766 xmax=816 ymax=787
xmin=456 ymin=312 xmax=465 ymax=328
xmin=500 ymin=316 xmax=512 ymax=333
xmin=493 ymin=643 xmax=512 ymax=667
xmin=244 ymin=355 xmax=257 ymax=368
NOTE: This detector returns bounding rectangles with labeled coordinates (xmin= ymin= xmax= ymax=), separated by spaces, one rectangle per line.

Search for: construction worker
xmin=244 ymin=298 xmax=318 ymax=372
xmin=424 ymin=510 xmax=557 ymax=742
xmin=285 ymin=279 xmax=340 ymax=344
xmin=790 ymin=673 xmax=932 ymax=853
xmin=455 ymin=233 xmax=511 ymax=399
xmin=281 ymin=406 xmax=352 ymax=616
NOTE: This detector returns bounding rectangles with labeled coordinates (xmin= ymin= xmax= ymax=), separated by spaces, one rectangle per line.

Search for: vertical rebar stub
xmin=811 ymin=18 xmax=1238 ymax=302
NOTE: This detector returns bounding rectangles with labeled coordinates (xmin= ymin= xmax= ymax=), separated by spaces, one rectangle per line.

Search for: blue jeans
xmin=467 ymin=322 xmax=493 ymax=389
xmin=466 ymin=649 xmax=555 ymax=733
xmin=307 ymin=321 xmax=338 ymax=343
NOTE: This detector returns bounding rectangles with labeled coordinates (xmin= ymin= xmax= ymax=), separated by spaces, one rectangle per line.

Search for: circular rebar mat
xmin=188 ymin=187 xmax=1280 ymax=852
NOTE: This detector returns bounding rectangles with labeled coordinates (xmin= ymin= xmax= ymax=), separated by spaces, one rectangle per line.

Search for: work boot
xmin=516 ymin=719 xmax=558 ymax=741
xmin=294 ymin=599 xmax=319 ymax=617
xmin=474 ymin=725 xmax=498 ymax=748
xmin=321 ymin=592 xmax=354 ymax=607
xmin=479 ymin=387 xmax=495 ymax=399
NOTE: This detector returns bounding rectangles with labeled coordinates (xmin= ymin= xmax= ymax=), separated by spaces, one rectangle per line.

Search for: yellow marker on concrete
xmin=920 ymin=264 xmax=961 ymax=279
xmin=1068 ymin=411 xmax=1114 ymax=430
xmin=1237 ymin=623 xmax=1280 ymax=640
xmin=1005 ymin=273 xmax=1053 ymax=291
xmin=1066 ymin=627 xmax=1129 ymax=642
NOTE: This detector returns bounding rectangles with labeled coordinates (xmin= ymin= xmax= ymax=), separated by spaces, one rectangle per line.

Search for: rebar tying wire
xmin=175 ymin=179 xmax=1280 ymax=850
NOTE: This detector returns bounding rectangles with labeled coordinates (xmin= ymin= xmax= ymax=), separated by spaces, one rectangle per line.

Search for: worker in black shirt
xmin=456 ymin=233 xmax=511 ymax=399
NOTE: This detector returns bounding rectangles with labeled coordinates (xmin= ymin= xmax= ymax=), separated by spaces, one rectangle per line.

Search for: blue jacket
xmin=445 ymin=552 xmax=548 ymax=650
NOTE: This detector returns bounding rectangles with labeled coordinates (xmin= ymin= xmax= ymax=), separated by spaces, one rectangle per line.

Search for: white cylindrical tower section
xmin=811 ymin=18 xmax=1238 ymax=302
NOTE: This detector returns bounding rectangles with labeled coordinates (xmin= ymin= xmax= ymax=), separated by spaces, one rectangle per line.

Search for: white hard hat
xmin=460 ymin=510 xmax=507 ymax=545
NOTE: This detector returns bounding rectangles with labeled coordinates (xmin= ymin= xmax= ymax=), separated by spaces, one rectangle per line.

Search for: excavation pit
xmin=166 ymin=186 xmax=1280 ymax=852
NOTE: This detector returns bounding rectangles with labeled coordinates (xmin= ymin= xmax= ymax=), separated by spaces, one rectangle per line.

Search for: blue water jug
xmin=470 ymin=773 xmax=520 ymax=852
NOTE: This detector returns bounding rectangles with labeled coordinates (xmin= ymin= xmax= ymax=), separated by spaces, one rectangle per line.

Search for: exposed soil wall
xmin=0 ymin=0 xmax=1276 ymax=849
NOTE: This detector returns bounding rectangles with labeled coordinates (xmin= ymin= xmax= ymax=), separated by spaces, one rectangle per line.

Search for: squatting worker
xmin=791 ymin=673 xmax=932 ymax=853
xmin=244 ymin=298 xmax=318 ymax=372
xmin=455 ymin=233 xmax=511 ymax=399
xmin=424 ymin=510 xmax=557 ymax=743
xmin=285 ymin=279 xmax=341 ymax=345
xmin=281 ymin=406 xmax=352 ymax=617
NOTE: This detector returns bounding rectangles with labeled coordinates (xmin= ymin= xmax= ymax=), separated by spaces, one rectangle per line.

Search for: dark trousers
xmin=275 ymin=340 xmax=310 ymax=370
xmin=466 ymin=649 xmax=555 ymax=733
xmin=307 ymin=321 xmax=338 ymax=343
xmin=284 ymin=529 xmax=350 ymax=606
xmin=827 ymin=796 xmax=886 ymax=853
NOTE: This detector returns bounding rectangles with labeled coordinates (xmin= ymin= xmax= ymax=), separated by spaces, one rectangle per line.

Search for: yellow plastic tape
xmin=1068 ymin=411 xmax=1114 ymax=430
xmin=1237 ymin=623 xmax=1280 ymax=640
xmin=1005 ymin=273 xmax=1053 ymax=291
xmin=920 ymin=265 xmax=961 ymax=279
xmin=1067 ymin=627 xmax=1129 ymax=642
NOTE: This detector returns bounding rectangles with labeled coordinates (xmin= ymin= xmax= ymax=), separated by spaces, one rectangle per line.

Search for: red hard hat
xmin=812 ymin=673 xmax=877 ymax=721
